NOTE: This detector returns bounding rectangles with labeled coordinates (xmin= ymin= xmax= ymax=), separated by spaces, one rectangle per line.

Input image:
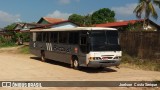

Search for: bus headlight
xmin=113 ymin=56 xmax=121 ymax=60
xmin=89 ymin=57 xmax=102 ymax=61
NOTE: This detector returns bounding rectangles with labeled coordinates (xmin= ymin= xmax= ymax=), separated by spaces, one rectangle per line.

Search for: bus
xmin=30 ymin=27 xmax=122 ymax=69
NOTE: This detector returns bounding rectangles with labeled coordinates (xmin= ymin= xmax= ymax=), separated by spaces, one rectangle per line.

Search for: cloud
xmin=46 ymin=10 xmax=72 ymax=19
xmin=112 ymin=3 xmax=137 ymax=16
xmin=0 ymin=10 xmax=21 ymax=27
xmin=59 ymin=0 xmax=80 ymax=5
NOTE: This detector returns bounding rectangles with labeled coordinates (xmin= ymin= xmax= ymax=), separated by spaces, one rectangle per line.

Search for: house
xmin=37 ymin=17 xmax=64 ymax=24
xmin=95 ymin=19 xmax=160 ymax=31
xmin=41 ymin=20 xmax=79 ymax=29
xmin=13 ymin=17 xmax=79 ymax=32
xmin=13 ymin=23 xmax=44 ymax=32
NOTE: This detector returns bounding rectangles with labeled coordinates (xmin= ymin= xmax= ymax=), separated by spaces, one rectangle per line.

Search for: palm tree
xmin=133 ymin=0 xmax=160 ymax=27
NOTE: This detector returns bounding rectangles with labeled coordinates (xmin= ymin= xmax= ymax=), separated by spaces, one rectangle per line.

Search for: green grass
xmin=121 ymin=53 xmax=160 ymax=71
xmin=0 ymin=42 xmax=17 ymax=48
xmin=19 ymin=45 xmax=30 ymax=54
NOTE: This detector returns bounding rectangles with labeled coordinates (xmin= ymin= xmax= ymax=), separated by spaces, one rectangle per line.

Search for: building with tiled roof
xmin=13 ymin=17 xmax=79 ymax=32
xmin=37 ymin=17 xmax=64 ymax=24
xmin=95 ymin=19 xmax=160 ymax=31
xmin=95 ymin=19 xmax=143 ymax=28
xmin=40 ymin=20 xmax=79 ymax=29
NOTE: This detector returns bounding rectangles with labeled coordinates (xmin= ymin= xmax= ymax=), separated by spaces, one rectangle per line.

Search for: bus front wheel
xmin=73 ymin=59 xmax=80 ymax=70
xmin=41 ymin=51 xmax=46 ymax=62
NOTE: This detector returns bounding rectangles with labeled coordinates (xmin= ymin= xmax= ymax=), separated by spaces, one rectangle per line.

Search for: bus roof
xmin=30 ymin=27 xmax=117 ymax=32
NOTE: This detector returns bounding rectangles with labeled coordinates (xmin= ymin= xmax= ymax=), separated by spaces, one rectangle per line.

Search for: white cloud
xmin=46 ymin=10 xmax=72 ymax=19
xmin=112 ymin=3 xmax=137 ymax=16
xmin=0 ymin=10 xmax=21 ymax=27
xmin=59 ymin=0 xmax=80 ymax=4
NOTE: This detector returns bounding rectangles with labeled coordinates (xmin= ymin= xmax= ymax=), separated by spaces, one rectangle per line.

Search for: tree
xmin=83 ymin=14 xmax=92 ymax=26
xmin=68 ymin=8 xmax=116 ymax=26
xmin=91 ymin=8 xmax=115 ymax=24
xmin=68 ymin=14 xmax=84 ymax=26
xmin=4 ymin=23 xmax=17 ymax=30
xmin=133 ymin=0 xmax=160 ymax=26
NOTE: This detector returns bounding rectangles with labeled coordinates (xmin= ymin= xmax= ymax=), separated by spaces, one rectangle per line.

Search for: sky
xmin=0 ymin=0 xmax=160 ymax=28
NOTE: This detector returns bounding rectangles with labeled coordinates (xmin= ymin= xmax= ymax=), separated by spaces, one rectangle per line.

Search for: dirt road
xmin=0 ymin=46 xmax=159 ymax=90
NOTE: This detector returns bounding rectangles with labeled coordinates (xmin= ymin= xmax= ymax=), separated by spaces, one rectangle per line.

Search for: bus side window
xmin=80 ymin=36 xmax=87 ymax=45
xmin=50 ymin=32 xmax=58 ymax=43
xmin=42 ymin=32 xmax=47 ymax=42
xmin=59 ymin=32 xmax=68 ymax=44
xmin=36 ymin=32 xmax=42 ymax=42
xmin=46 ymin=32 xmax=50 ymax=42
xmin=69 ymin=32 xmax=79 ymax=44
xmin=50 ymin=32 xmax=54 ymax=42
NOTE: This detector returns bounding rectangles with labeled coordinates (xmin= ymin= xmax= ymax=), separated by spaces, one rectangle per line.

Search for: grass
xmin=121 ymin=53 xmax=160 ymax=71
xmin=0 ymin=42 xmax=17 ymax=48
xmin=19 ymin=45 xmax=30 ymax=54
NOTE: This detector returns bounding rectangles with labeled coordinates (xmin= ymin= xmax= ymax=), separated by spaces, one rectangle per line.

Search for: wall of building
xmin=51 ymin=22 xmax=78 ymax=28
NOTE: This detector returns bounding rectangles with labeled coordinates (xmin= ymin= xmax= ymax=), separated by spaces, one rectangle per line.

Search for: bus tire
xmin=73 ymin=59 xmax=80 ymax=70
xmin=41 ymin=51 xmax=46 ymax=62
xmin=98 ymin=67 xmax=105 ymax=70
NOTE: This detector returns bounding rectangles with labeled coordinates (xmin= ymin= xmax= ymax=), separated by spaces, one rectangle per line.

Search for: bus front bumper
xmin=87 ymin=60 xmax=120 ymax=68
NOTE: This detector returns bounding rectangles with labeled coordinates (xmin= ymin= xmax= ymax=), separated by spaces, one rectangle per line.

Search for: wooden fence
xmin=119 ymin=31 xmax=160 ymax=59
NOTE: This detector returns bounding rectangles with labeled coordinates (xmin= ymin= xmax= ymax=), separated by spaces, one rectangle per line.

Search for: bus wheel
xmin=41 ymin=51 xmax=46 ymax=62
xmin=98 ymin=67 xmax=105 ymax=70
xmin=73 ymin=59 xmax=80 ymax=70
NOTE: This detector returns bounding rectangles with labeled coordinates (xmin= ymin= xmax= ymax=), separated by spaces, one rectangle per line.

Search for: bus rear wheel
xmin=41 ymin=51 xmax=46 ymax=62
xmin=73 ymin=59 xmax=80 ymax=70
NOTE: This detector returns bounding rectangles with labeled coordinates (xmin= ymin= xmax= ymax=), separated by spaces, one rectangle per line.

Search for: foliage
xmin=121 ymin=52 xmax=160 ymax=71
xmin=0 ymin=36 xmax=16 ymax=48
xmin=91 ymin=8 xmax=115 ymax=24
xmin=68 ymin=8 xmax=116 ymax=26
xmin=4 ymin=23 xmax=17 ymax=30
xmin=68 ymin=14 xmax=84 ymax=26
xmin=127 ymin=22 xmax=143 ymax=31
xmin=83 ymin=14 xmax=92 ymax=26
xmin=118 ymin=21 xmax=143 ymax=31
xmin=21 ymin=32 xmax=30 ymax=42
xmin=133 ymin=0 xmax=160 ymax=25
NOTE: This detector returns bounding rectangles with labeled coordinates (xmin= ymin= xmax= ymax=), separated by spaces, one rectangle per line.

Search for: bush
xmin=21 ymin=32 xmax=30 ymax=42
xmin=0 ymin=36 xmax=16 ymax=48
xmin=121 ymin=53 xmax=160 ymax=71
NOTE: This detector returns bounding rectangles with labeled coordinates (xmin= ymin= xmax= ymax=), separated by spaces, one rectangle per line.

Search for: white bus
xmin=30 ymin=27 xmax=122 ymax=69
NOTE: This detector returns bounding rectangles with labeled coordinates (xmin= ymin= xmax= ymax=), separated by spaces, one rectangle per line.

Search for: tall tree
xmin=68 ymin=14 xmax=84 ymax=26
xmin=133 ymin=0 xmax=160 ymax=26
xmin=91 ymin=8 xmax=115 ymax=24
xmin=83 ymin=14 xmax=92 ymax=26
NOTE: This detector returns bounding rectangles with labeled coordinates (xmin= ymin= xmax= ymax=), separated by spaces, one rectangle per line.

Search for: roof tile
xmin=95 ymin=19 xmax=144 ymax=27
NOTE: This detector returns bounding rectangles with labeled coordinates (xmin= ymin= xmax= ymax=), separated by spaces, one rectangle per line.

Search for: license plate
xmin=102 ymin=57 xmax=108 ymax=60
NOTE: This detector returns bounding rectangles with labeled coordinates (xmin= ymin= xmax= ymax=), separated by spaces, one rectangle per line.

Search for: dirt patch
xmin=0 ymin=46 xmax=159 ymax=90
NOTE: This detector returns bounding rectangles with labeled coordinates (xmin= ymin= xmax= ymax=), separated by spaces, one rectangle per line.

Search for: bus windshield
xmin=90 ymin=30 xmax=121 ymax=51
